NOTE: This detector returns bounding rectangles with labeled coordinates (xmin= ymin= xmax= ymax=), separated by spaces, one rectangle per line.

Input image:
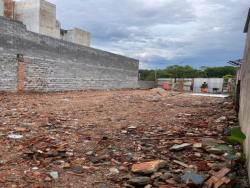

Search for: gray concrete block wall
xmin=0 ymin=16 xmax=139 ymax=92
xmin=0 ymin=52 xmax=17 ymax=91
xmin=24 ymin=56 xmax=138 ymax=91
xmin=239 ymin=18 xmax=250 ymax=180
xmin=137 ymin=81 xmax=155 ymax=89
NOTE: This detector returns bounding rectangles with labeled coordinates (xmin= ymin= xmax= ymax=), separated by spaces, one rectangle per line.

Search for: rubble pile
xmin=0 ymin=90 xmax=248 ymax=187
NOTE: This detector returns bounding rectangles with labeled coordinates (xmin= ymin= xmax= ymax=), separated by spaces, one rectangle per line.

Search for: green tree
xmin=139 ymin=65 xmax=237 ymax=80
xmin=203 ymin=66 xmax=237 ymax=78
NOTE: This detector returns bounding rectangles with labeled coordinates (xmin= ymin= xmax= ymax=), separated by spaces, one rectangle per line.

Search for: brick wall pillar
xmin=17 ymin=61 xmax=25 ymax=92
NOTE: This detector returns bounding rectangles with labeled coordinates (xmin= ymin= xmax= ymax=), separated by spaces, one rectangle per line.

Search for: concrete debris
xmin=128 ymin=126 xmax=137 ymax=130
xmin=131 ymin=160 xmax=167 ymax=174
xmin=170 ymin=143 xmax=192 ymax=151
xmin=173 ymin=160 xmax=190 ymax=168
xmin=205 ymin=144 xmax=233 ymax=155
xmin=109 ymin=167 xmax=119 ymax=175
xmin=0 ymin=90 xmax=248 ymax=187
xmin=70 ymin=166 xmax=84 ymax=174
xmin=182 ymin=171 xmax=205 ymax=186
xmin=49 ymin=171 xmax=59 ymax=180
xmin=127 ymin=176 xmax=151 ymax=186
xmin=151 ymin=88 xmax=167 ymax=96
xmin=7 ymin=134 xmax=23 ymax=139
xmin=193 ymin=143 xmax=202 ymax=148
xmin=215 ymin=116 xmax=227 ymax=123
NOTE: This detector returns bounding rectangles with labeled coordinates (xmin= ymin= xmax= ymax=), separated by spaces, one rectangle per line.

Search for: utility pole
xmin=154 ymin=69 xmax=157 ymax=81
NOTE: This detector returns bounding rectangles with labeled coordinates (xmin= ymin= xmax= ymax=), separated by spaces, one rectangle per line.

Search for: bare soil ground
xmin=0 ymin=90 xmax=248 ymax=188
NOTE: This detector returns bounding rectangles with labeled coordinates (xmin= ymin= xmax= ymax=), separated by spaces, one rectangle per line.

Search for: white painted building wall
xmin=158 ymin=78 xmax=224 ymax=93
xmin=193 ymin=78 xmax=224 ymax=93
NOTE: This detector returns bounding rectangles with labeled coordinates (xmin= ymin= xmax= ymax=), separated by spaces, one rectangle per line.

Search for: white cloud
xmin=48 ymin=0 xmax=249 ymax=69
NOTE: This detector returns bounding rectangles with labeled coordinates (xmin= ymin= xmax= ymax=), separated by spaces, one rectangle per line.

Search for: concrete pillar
xmin=4 ymin=0 xmax=14 ymax=19
xmin=17 ymin=57 xmax=25 ymax=92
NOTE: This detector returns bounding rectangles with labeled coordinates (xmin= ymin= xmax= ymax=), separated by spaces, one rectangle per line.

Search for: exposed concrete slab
xmin=15 ymin=0 xmax=60 ymax=38
xmin=62 ymin=28 xmax=91 ymax=47
xmin=14 ymin=0 xmax=40 ymax=33
xmin=190 ymin=93 xmax=229 ymax=98
xmin=39 ymin=0 xmax=60 ymax=38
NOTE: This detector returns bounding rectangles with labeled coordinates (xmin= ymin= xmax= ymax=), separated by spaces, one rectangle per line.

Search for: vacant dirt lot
xmin=0 ymin=90 xmax=248 ymax=188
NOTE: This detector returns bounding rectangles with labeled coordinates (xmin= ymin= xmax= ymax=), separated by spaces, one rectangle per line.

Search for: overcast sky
xmin=49 ymin=0 xmax=249 ymax=69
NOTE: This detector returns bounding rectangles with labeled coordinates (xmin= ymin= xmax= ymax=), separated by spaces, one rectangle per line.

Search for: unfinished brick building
xmin=0 ymin=0 xmax=91 ymax=46
xmin=0 ymin=0 xmax=139 ymax=92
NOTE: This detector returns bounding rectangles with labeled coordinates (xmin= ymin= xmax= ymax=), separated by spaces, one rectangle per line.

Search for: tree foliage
xmin=139 ymin=65 xmax=237 ymax=81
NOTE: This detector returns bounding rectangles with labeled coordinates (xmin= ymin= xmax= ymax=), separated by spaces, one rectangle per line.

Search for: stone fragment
xmin=72 ymin=158 xmax=86 ymax=165
xmin=173 ymin=160 xmax=189 ymax=168
xmin=159 ymin=172 xmax=172 ymax=181
xmin=128 ymin=176 xmax=151 ymax=186
xmin=128 ymin=126 xmax=137 ymax=130
xmin=86 ymin=151 xmax=94 ymax=156
xmin=0 ymin=160 xmax=6 ymax=165
xmin=15 ymin=127 xmax=28 ymax=132
xmin=182 ymin=171 xmax=205 ymax=186
xmin=202 ymin=138 xmax=224 ymax=148
xmin=170 ymin=143 xmax=192 ymax=151
xmin=71 ymin=166 xmax=84 ymax=174
xmin=172 ymin=139 xmax=183 ymax=144
xmin=215 ymin=116 xmax=227 ymax=123
xmin=193 ymin=143 xmax=202 ymax=148
xmin=131 ymin=160 xmax=167 ymax=174
xmin=151 ymin=172 xmax=162 ymax=179
xmin=7 ymin=134 xmax=23 ymax=139
xmin=65 ymin=151 xmax=74 ymax=157
xmin=206 ymin=144 xmax=233 ymax=155
xmin=209 ymin=154 xmax=222 ymax=160
xmin=32 ymin=167 xmax=39 ymax=171
xmin=49 ymin=171 xmax=59 ymax=180
xmin=45 ymin=177 xmax=52 ymax=182
xmin=61 ymin=162 xmax=71 ymax=169
xmin=166 ymin=178 xmax=177 ymax=184
xmin=194 ymin=153 xmax=202 ymax=158
xmin=109 ymin=167 xmax=119 ymax=175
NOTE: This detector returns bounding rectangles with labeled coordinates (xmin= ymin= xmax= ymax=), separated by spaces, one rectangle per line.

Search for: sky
xmin=48 ymin=0 xmax=249 ymax=69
